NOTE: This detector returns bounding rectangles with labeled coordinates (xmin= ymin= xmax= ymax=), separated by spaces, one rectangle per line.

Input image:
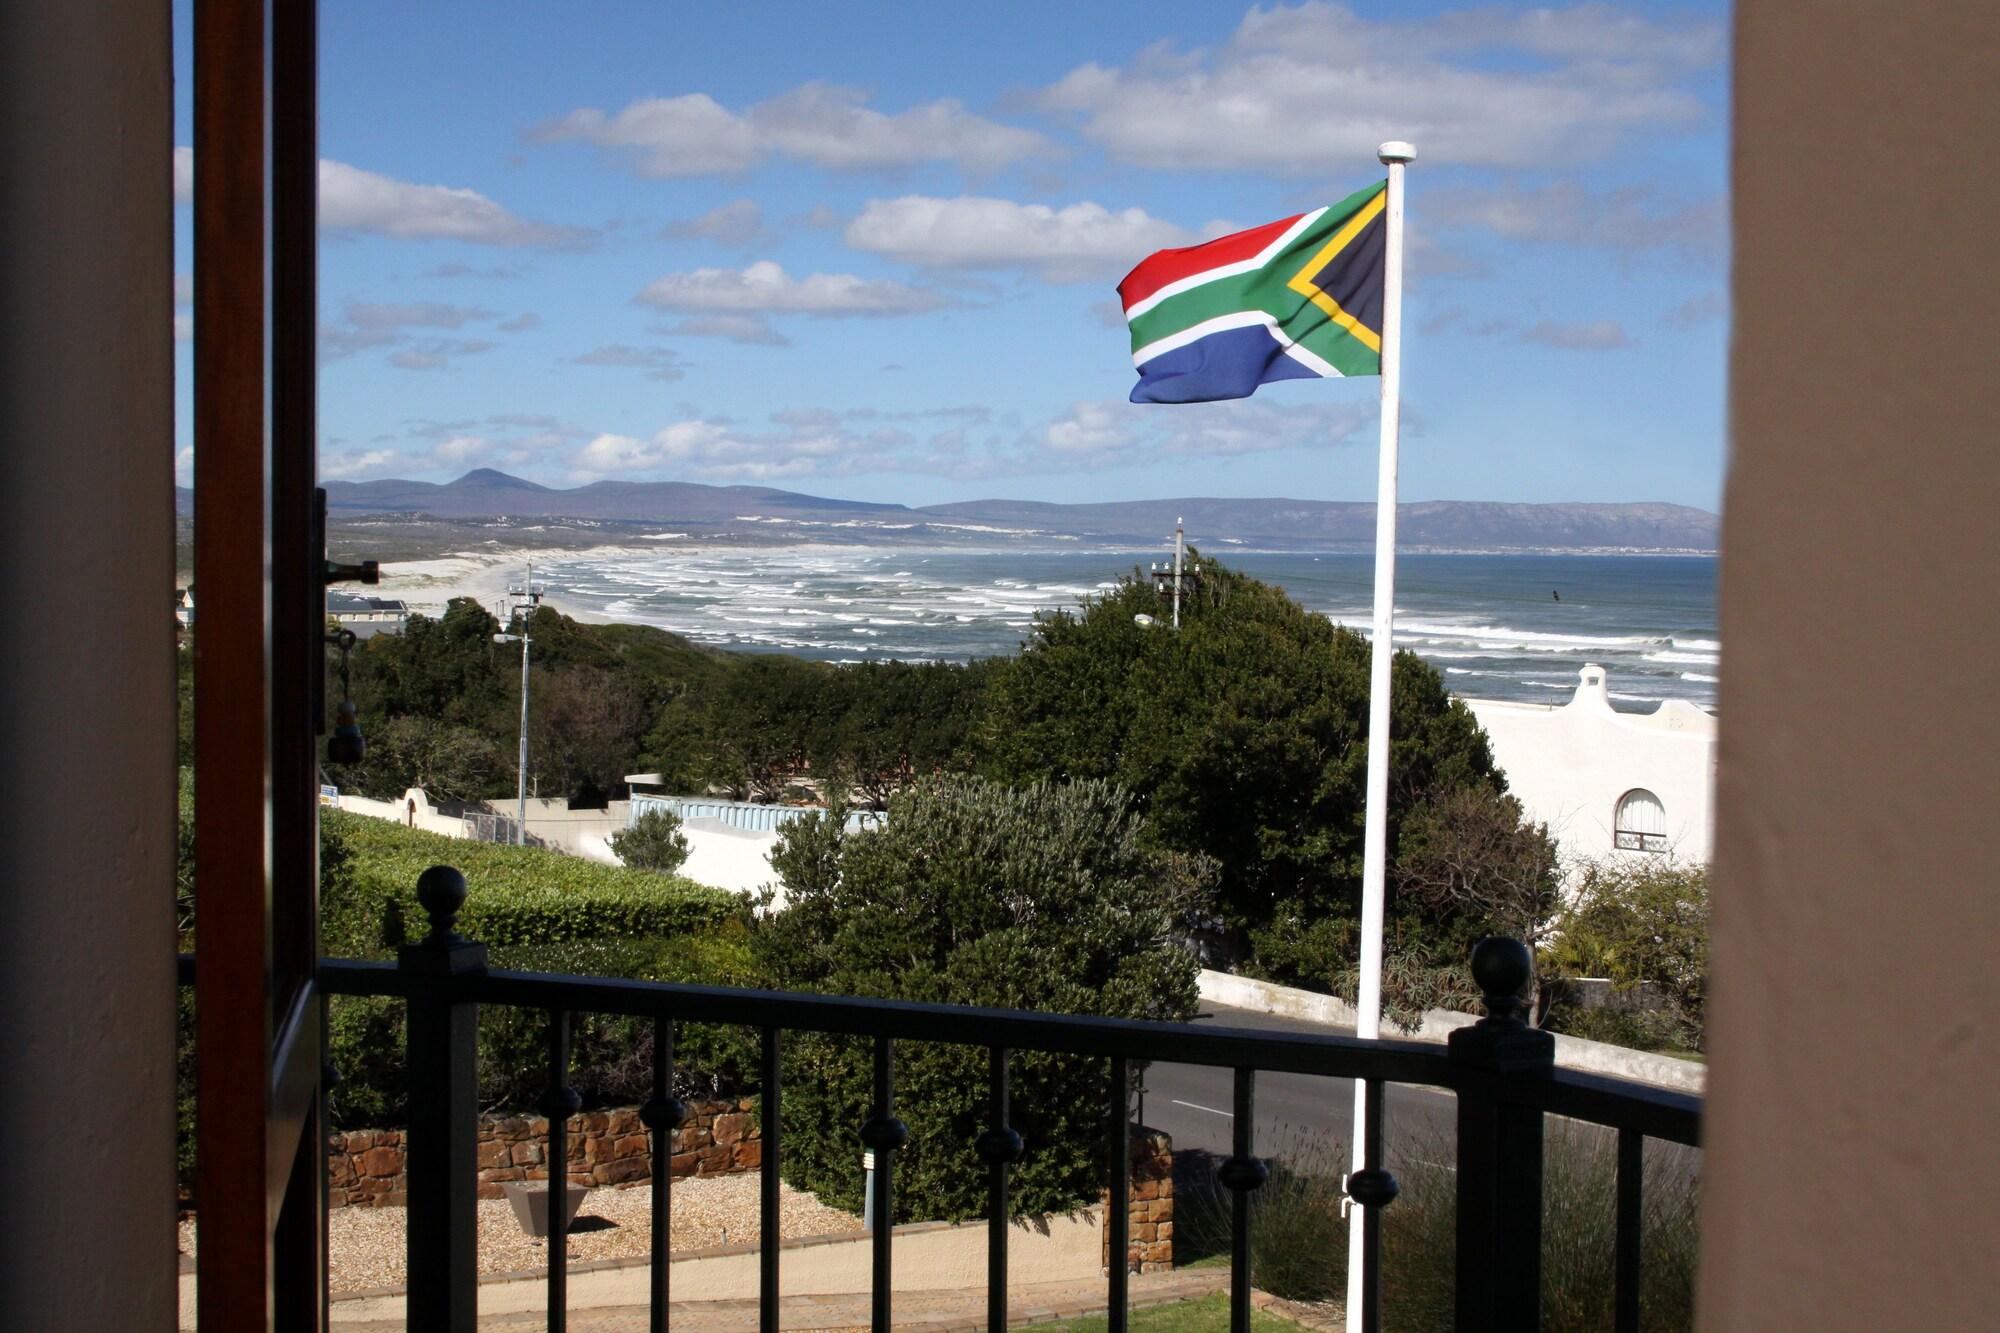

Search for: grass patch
xmin=1018 ymin=1290 xmax=1310 ymax=1332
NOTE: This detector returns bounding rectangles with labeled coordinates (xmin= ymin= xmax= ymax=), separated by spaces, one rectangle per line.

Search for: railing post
xmin=399 ymin=866 xmax=487 ymax=1333
xmin=1448 ymin=937 xmax=1554 ymax=1333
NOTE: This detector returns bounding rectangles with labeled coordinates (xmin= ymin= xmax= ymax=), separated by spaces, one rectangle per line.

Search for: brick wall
xmin=326 ymin=1097 xmax=760 ymax=1209
xmin=1103 ymin=1127 xmax=1174 ymax=1274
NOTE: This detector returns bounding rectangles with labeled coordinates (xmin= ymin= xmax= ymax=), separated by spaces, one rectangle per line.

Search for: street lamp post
xmin=491 ymin=561 xmax=545 ymax=845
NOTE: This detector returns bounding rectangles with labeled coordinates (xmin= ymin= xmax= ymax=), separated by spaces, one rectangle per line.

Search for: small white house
xmin=1465 ymin=665 xmax=1717 ymax=866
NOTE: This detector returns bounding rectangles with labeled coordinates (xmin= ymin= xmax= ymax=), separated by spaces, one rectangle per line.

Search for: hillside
xmin=186 ymin=470 xmax=1719 ymax=552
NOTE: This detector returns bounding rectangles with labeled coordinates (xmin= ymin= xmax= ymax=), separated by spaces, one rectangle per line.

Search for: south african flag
xmin=1119 ymin=180 xmax=1387 ymax=403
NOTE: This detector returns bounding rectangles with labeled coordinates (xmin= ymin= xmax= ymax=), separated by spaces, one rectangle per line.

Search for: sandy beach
xmin=374 ymin=545 xmax=646 ymax=625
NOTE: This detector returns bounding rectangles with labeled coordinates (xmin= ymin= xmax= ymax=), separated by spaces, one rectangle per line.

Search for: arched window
xmin=1615 ymin=789 xmax=1668 ymax=853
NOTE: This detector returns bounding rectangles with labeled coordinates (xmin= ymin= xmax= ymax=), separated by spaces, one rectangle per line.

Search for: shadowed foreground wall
xmin=1703 ymin=3 xmax=2000 ymax=1327
xmin=0 ymin=2 xmax=177 ymax=1329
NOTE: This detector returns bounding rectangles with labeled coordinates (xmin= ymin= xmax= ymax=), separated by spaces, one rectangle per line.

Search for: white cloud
xmin=570 ymin=396 xmax=1373 ymax=485
xmin=571 ymin=345 xmax=688 ymax=381
xmin=1517 ymin=319 xmax=1633 ymax=349
xmin=662 ymin=198 xmax=769 ymax=248
xmin=1427 ymin=181 xmax=1725 ymax=258
xmin=431 ymin=435 xmax=494 ymax=467
xmin=320 ymin=449 xmax=404 ymax=479
xmin=1042 ymin=401 xmax=1139 ymax=458
xmin=174 ymin=315 xmax=193 ymax=344
xmin=425 ymin=262 xmax=526 ymax=280
xmin=319 ymin=302 xmax=514 ymax=368
xmin=656 ymin=314 xmax=793 ymax=347
xmin=388 ymin=339 xmax=497 ymax=371
xmin=176 ymin=146 xmax=591 ymax=247
xmin=636 ymin=260 xmax=947 ymax=316
xmin=175 ymin=445 xmax=195 ymax=486
xmin=174 ymin=274 xmax=192 ymax=306
xmin=341 ymin=301 xmax=494 ymax=330
xmin=498 ymin=312 xmax=541 ymax=332
xmin=534 ymin=84 xmax=1046 ymax=177
xmin=1038 ymin=3 xmax=1718 ymax=173
xmin=318 ymin=159 xmax=594 ymax=249
xmin=844 ymin=196 xmax=1192 ymax=282
xmin=1042 ymin=396 xmax=1377 ymax=462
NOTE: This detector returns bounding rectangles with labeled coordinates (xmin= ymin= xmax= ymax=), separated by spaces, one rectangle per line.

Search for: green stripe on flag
xmin=1127 ymin=179 xmax=1387 ymax=378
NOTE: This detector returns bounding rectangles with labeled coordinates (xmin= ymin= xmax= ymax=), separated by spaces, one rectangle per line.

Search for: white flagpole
xmin=1345 ymin=139 xmax=1413 ymax=1331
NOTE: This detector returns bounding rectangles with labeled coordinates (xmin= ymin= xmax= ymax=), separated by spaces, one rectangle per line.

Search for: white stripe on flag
xmin=1130 ymin=310 xmax=1344 ymax=380
xmin=1122 ymin=208 xmax=1328 ymax=321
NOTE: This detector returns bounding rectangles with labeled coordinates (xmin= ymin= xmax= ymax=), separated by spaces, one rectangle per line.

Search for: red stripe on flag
xmin=1118 ymin=213 xmax=1305 ymax=312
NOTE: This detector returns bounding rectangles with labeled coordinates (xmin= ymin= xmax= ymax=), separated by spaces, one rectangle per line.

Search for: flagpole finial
xmin=1378 ymin=141 xmax=1416 ymax=164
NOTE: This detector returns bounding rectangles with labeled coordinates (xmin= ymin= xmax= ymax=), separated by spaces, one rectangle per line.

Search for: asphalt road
xmin=1135 ymin=1002 xmax=1459 ymax=1169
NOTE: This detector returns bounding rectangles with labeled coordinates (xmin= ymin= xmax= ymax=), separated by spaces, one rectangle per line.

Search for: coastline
xmin=374 ymin=545 xmax=636 ymax=625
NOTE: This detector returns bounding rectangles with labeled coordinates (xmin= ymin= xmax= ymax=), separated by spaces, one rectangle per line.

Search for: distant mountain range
xmin=175 ymin=469 xmax=1719 ymax=552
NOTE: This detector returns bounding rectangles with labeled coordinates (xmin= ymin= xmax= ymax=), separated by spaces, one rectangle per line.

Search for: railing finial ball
xmin=1470 ymin=936 xmax=1533 ymax=1014
xmin=415 ymin=864 xmax=468 ymax=939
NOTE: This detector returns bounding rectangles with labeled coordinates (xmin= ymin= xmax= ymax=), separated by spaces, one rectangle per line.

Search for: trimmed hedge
xmin=320 ymin=809 xmax=741 ymax=957
xmin=311 ymin=813 xmax=756 ymax=1132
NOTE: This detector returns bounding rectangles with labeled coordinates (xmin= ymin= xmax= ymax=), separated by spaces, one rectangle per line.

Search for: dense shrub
xmin=755 ymin=775 xmax=1204 ymax=1221
xmin=607 ymin=807 xmax=691 ymax=875
xmin=1542 ymin=858 xmax=1710 ymax=1053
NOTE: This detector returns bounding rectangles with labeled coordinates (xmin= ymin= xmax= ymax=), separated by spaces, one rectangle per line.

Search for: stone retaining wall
xmin=327 ymin=1097 xmax=760 ymax=1209
xmin=1103 ymin=1128 xmax=1174 ymax=1274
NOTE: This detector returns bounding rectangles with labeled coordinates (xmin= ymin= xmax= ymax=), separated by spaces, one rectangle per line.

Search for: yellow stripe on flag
xmin=1285 ymin=188 xmax=1386 ymax=355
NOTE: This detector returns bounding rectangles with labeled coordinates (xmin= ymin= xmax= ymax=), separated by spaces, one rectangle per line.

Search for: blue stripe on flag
xmin=1129 ymin=324 xmax=1323 ymax=404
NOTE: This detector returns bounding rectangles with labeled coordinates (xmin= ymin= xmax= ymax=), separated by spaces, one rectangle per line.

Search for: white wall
xmin=331 ymin=790 xmax=782 ymax=902
xmin=1466 ymin=665 xmax=1716 ymax=866
xmin=334 ymin=788 xmax=470 ymax=839
xmin=675 ymin=820 xmax=782 ymax=899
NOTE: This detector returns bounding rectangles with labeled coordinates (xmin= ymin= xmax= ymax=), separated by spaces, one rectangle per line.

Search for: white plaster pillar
xmin=0 ymin=2 xmax=179 ymax=1328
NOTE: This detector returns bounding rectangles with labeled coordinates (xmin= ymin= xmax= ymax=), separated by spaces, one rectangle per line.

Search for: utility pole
xmin=492 ymin=561 xmax=544 ymax=845
xmin=1149 ymin=517 xmax=1202 ymax=628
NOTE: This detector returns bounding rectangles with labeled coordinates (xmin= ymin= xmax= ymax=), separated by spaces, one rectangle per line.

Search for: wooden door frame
xmin=192 ymin=0 xmax=325 ymax=1327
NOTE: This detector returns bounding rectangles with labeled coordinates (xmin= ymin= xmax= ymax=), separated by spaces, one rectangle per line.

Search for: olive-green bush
xmin=755 ymin=775 xmax=1204 ymax=1222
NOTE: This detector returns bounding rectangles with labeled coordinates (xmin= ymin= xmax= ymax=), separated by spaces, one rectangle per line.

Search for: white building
xmin=623 ymin=777 xmax=883 ymax=903
xmin=1465 ymin=664 xmax=1716 ymax=866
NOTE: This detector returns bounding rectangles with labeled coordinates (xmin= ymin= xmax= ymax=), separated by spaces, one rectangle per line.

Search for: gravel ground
xmin=177 ymin=1170 xmax=862 ymax=1294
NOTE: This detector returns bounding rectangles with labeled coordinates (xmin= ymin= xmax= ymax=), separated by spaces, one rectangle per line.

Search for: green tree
xmin=1542 ymin=858 xmax=1711 ymax=1052
xmin=529 ymin=663 xmax=645 ymax=801
xmin=1250 ymin=787 xmax=1562 ymax=1029
xmin=608 ymin=807 xmax=691 ymax=875
xmin=982 ymin=555 xmax=1502 ymax=948
xmin=708 ymin=654 xmax=833 ymax=801
xmin=815 ymin=660 xmax=994 ymax=808
xmin=349 ymin=714 xmax=510 ymax=804
xmin=353 ymin=598 xmax=509 ymax=727
xmin=756 ymin=775 xmax=1203 ymax=1220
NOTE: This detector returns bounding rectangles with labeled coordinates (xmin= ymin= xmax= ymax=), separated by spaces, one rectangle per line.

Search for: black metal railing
xmin=181 ymin=865 xmax=1701 ymax=1332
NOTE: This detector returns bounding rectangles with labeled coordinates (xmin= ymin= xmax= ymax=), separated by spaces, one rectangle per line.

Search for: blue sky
xmin=171 ymin=1 xmax=1730 ymax=510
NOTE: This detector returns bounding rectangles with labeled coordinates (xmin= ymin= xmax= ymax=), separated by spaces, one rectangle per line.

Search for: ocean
xmin=535 ymin=547 xmax=1720 ymax=710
